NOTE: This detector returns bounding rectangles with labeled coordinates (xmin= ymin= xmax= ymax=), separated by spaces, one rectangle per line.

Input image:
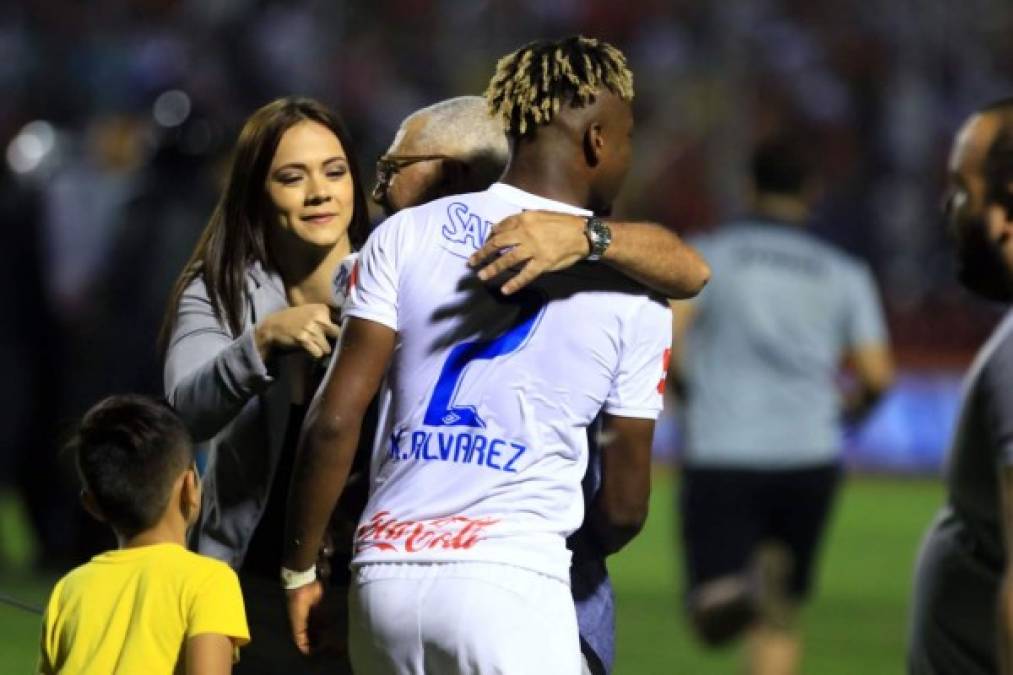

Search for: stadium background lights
xmin=152 ymin=89 xmax=192 ymax=128
xmin=6 ymin=120 xmax=56 ymax=175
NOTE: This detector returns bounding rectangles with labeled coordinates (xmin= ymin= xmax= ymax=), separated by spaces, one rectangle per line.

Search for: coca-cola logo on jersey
xmin=354 ymin=511 xmax=500 ymax=554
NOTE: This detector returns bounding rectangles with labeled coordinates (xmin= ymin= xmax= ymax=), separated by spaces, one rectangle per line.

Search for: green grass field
xmin=612 ymin=471 xmax=944 ymax=674
xmin=0 ymin=472 xmax=943 ymax=673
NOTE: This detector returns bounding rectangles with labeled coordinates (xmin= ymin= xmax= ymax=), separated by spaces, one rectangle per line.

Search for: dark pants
xmin=680 ymin=463 xmax=841 ymax=599
xmin=235 ymin=572 xmax=352 ymax=675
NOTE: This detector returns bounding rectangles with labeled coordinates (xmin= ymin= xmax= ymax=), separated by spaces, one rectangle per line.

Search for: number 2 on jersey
xmin=423 ymin=290 xmax=546 ymax=428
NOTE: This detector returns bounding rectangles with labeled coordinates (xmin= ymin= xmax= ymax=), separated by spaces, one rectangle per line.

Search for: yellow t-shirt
xmin=38 ymin=543 xmax=250 ymax=674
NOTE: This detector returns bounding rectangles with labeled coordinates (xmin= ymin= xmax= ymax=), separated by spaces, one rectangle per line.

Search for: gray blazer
xmin=164 ymin=262 xmax=303 ymax=569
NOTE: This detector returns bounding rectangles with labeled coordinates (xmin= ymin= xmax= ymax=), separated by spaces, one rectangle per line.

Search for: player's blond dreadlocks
xmin=485 ymin=36 xmax=634 ymax=138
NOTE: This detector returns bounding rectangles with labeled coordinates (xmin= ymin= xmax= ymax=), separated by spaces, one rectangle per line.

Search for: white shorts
xmin=349 ymin=561 xmax=581 ymax=675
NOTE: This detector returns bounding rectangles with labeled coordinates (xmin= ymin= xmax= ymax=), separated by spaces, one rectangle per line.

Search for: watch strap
xmin=585 ymin=216 xmax=612 ymax=261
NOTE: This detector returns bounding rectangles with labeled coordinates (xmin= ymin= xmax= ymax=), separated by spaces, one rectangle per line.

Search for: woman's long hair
xmin=159 ymin=97 xmax=371 ymax=356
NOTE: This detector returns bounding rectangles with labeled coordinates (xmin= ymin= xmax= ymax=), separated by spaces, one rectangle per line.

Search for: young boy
xmin=38 ymin=394 xmax=250 ymax=674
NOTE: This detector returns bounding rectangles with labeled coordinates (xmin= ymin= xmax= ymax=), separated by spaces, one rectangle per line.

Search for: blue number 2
xmin=423 ymin=290 xmax=546 ymax=428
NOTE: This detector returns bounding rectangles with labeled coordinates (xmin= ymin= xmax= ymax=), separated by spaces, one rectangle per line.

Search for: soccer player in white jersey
xmin=281 ymin=36 xmax=671 ymax=674
xmin=367 ymin=94 xmax=707 ymax=675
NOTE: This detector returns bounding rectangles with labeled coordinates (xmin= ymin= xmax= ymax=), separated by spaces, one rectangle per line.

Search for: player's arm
xmin=585 ymin=414 xmax=655 ymax=555
xmin=841 ymin=343 xmax=894 ymax=424
xmin=185 ymin=634 xmax=235 ymax=675
xmin=468 ymin=210 xmax=710 ymax=299
xmin=282 ymin=317 xmax=395 ymax=653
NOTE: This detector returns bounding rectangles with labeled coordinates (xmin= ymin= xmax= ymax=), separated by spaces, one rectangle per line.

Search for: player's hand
xmin=286 ymin=579 xmax=325 ymax=655
xmin=255 ymin=304 xmax=340 ymax=361
xmin=468 ymin=210 xmax=591 ymax=295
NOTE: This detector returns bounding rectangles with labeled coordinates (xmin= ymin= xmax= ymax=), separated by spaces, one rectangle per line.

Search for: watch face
xmin=586 ymin=217 xmax=611 ymax=260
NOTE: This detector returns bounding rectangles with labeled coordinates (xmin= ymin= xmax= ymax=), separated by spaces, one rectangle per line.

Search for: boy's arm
xmin=469 ymin=210 xmax=710 ymax=299
xmin=185 ymin=564 xmax=249 ymax=674
xmin=185 ymin=634 xmax=235 ymax=675
xmin=37 ymin=584 xmax=58 ymax=675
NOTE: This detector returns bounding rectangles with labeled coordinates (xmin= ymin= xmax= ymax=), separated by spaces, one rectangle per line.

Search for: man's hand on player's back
xmin=469 ymin=211 xmax=591 ymax=295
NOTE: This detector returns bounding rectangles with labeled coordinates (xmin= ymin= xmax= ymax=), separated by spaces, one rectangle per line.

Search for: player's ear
xmin=583 ymin=122 xmax=604 ymax=168
xmin=80 ymin=489 xmax=106 ymax=523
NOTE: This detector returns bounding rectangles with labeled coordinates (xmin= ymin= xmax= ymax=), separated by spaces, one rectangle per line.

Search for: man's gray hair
xmin=406 ymin=96 xmax=509 ymax=174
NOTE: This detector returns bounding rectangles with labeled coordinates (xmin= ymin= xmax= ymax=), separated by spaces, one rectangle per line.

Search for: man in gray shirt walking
xmin=672 ymin=135 xmax=894 ymax=675
xmin=909 ymin=98 xmax=1013 ymax=675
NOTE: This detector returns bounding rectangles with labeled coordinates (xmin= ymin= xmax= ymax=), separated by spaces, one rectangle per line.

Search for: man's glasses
xmin=374 ymin=154 xmax=450 ymax=187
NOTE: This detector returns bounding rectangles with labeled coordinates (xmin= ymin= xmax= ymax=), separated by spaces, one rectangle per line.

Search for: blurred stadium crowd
xmin=0 ymin=0 xmax=1011 ymax=564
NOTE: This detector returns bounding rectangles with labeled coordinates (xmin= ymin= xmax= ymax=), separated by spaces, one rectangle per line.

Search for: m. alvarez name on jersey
xmin=387 ymin=425 xmax=527 ymax=473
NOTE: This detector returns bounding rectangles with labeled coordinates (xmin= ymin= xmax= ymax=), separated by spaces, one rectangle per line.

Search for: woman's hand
xmin=255 ymin=304 xmax=339 ymax=361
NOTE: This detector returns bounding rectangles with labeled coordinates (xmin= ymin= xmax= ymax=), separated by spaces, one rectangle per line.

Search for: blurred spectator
xmin=909 ymin=101 xmax=1013 ymax=675
xmin=0 ymin=167 xmax=75 ymax=569
xmin=99 ymin=97 xmax=229 ymax=394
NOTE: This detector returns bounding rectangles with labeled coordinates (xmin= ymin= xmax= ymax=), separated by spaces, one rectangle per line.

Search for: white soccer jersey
xmin=344 ymin=183 xmax=671 ymax=581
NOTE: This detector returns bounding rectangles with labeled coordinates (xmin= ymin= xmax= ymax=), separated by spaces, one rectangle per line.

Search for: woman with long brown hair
xmin=161 ymin=96 xmax=370 ymax=673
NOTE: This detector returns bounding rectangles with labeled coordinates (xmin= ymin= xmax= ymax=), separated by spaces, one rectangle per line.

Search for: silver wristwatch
xmin=585 ymin=216 xmax=612 ymax=261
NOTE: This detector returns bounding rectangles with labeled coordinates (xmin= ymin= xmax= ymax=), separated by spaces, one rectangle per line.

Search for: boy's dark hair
xmin=750 ymin=135 xmax=814 ymax=197
xmin=70 ymin=394 xmax=194 ymax=537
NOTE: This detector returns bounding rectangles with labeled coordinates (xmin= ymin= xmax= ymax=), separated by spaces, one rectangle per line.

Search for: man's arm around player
xmin=470 ymin=209 xmax=710 ymax=299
